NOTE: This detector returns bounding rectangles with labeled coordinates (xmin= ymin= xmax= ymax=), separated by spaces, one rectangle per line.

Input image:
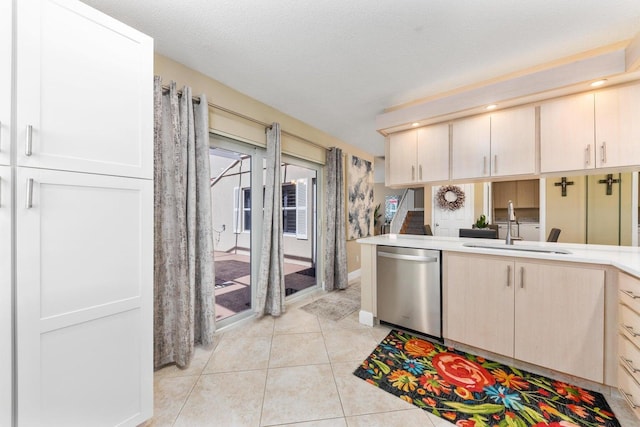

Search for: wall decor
xmin=347 ymin=155 xmax=374 ymax=239
xmin=436 ymin=185 xmax=465 ymax=211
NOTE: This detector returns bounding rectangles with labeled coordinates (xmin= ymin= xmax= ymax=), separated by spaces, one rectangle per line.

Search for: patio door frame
xmin=210 ymin=133 xmax=264 ymax=328
xmin=281 ymin=153 xmax=323 ymax=299
xmin=210 ymin=133 xmax=325 ymax=326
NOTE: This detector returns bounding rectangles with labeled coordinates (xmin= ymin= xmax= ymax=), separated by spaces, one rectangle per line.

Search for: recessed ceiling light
xmin=486 ymin=104 xmax=497 ymax=110
xmin=411 ymin=122 xmax=420 ymax=127
xmin=590 ymin=79 xmax=607 ymax=87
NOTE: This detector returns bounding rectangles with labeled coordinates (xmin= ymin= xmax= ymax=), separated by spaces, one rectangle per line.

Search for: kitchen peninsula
xmin=358 ymin=233 xmax=640 ymax=418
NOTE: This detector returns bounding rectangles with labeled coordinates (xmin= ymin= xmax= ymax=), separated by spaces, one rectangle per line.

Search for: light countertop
xmin=358 ymin=234 xmax=640 ymax=278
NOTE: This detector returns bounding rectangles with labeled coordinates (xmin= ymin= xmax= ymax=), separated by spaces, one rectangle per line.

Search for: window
xmin=282 ymin=184 xmax=296 ymax=234
xmin=239 ymin=180 xmax=307 ymax=239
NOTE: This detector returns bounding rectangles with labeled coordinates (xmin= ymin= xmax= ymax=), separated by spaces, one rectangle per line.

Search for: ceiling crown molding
xmin=377 ymin=40 xmax=640 ymax=136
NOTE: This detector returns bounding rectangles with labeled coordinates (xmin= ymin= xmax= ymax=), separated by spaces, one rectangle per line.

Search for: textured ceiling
xmin=82 ymin=0 xmax=640 ymax=156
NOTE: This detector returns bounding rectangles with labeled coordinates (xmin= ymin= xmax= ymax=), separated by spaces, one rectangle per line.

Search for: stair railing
xmin=390 ymin=188 xmax=414 ymax=234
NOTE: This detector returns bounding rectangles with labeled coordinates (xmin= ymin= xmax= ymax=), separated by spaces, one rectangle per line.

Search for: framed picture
xmin=347 ymin=155 xmax=373 ymax=239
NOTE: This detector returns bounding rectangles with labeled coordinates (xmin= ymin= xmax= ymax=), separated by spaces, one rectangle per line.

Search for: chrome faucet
xmin=506 ymin=200 xmax=516 ymax=245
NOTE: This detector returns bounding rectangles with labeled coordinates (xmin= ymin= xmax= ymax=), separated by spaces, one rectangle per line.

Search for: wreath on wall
xmin=436 ymin=185 xmax=465 ymax=211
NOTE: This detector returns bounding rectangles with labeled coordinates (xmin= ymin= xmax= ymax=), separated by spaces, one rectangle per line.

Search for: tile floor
xmin=145 ymin=280 xmax=638 ymax=427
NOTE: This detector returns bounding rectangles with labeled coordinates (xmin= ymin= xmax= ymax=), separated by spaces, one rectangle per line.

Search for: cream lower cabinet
xmin=618 ymin=272 xmax=640 ymax=421
xmin=445 ymin=253 xmax=605 ymax=382
xmin=445 ymin=254 xmax=515 ymax=356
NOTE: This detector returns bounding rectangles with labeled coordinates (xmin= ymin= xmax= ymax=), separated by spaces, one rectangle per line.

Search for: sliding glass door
xmin=209 ymin=135 xmax=321 ymax=326
xmin=280 ymin=156 xmax=319 ymax=297
xmin=209 ymin=142 xmax=255 ymax=324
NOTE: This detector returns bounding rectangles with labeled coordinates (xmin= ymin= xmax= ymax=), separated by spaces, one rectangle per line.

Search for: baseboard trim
xmin=348 ymin=268 xmax=361 ymax=283
xmin=359 ymin=310 xmax=374 ymax=326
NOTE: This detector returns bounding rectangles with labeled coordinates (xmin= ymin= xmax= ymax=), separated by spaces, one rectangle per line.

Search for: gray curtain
xmin=325 ymin=147 xmax=348 ymax=291
xmin=153 ymin=77 xmax=216 ymax=369
xmin=255 ymin=123 xmax=286 ymax=317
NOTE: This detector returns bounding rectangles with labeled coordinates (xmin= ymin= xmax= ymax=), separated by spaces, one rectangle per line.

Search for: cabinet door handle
xmin=621 ymin=388 xmax=640 ymax=409
xmin=419 ymin=165 xmax=423 ymax=180
xmin=622 ymin=289 xmax=640 ymax=299
xmin=26 ymin=178 xmax=34 ymax=209
xmin=623 ymin=324 xmax=640 ymax=338
xmin=585 ymin=144 xmax=591 ymax=166
xmin=483 ymin=156 xmax=487 ymax=175
xmin=600 ymin=142 xmax=607 ymax=164
xmin=25 ymin=124 xmax=33 ymax=156
xmin=493 ymin=154 xmax=497 ymax=174
xmin=506 ymin=265 xmax=511 ymax=287
xmin=520 ymin=266 xmax=525 ymax=288
xmin=411 ymin=166 xmax=415 ymax=181
xmin=621 ymin=356 xmax=640 ymax=374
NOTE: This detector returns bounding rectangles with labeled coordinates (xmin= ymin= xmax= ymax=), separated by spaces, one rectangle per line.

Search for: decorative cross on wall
xmin=597 ymin=174 xmax=620 ymax=195
xmin=554 ymin=177 xmax=574 ymax=197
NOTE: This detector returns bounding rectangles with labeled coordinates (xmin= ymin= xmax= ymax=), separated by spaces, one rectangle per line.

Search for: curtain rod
xmin=161 ymin=85 xmax=328 ymax=151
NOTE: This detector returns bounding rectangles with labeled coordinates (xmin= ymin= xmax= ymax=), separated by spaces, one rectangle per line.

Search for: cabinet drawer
xmin=618 ymin=363 xmax=640 ymax=419
xmin=620 ymin=304 xmax=640 ymax=347
xmin=620 ymin=333 xmax=640 ymax=384
xmin=620 ymin=273 xmax=640 ymax=315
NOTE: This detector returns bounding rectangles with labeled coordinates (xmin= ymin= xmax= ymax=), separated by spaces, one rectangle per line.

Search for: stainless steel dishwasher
xmin=376 ymin=246 xmax=441 ymax=338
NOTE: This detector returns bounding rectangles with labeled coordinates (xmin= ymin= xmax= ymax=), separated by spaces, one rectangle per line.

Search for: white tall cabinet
xmin=1 ymin=0 xmax=13 ymax=425
xmin=5 ymin=0 xmax=154 ymax=426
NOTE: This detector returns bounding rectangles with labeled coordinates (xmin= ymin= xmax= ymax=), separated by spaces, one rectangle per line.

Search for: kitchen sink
xmin=462 ymin=242 xmax=572 ymax=254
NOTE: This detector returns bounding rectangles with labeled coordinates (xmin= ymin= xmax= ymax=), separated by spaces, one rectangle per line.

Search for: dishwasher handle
xmin=378 ymin=251 xmax=439 ymax=263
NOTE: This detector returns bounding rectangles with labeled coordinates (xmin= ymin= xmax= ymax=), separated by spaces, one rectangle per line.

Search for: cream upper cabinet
xmin=387 ymin=130 xmax=418 ymax=186
xmin=0 ymin=0 xmax=10 ymax=166
xmin=540 ymin=93 xmax=595 ymax=173
xmin=490 ymin=106 xmax=536 ymax=177
xmin=451 ymin=115 xmax=491 ymax=180
xmin=416 ymin=124 xmax=449 ymax=182
xmin=16 ymin=0 xmax=153 ymax=178
xmin=451 ymin=107 xmax=535 ymax=180
xmin=541 ymin=85 xmax=640 ymax=173
xmin=451 ymin=114 xmax=491 ymax=179
xmin=594 ymin=84 xmax=640 ymax=169
xmin=387 ymin=123 xmax=449 ymax=185
xmin=514 ymin=261 xmax=604 ymax=382
xmin=445 ymin=253 xmax=605 ymax=382
xmin=445 ymin=253 xmax=515 ymax=357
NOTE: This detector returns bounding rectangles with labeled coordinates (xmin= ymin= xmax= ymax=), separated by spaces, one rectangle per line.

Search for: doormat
xmin=300 ymin=283 xmax=360 ymax=321
xmin=353 ymin=329 xmax=620 ymax=427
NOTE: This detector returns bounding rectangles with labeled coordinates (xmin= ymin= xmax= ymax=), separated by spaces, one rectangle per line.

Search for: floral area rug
xmin=353 ymin=330 xmax=620 ymax=427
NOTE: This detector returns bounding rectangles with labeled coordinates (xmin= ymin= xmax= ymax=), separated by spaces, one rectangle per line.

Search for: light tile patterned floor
xmin=145 ymin=280 xmax=638 ymax=427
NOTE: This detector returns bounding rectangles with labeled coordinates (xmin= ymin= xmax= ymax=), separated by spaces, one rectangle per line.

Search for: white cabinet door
xmin=451 ymin=115 xmax=490 ymax=180
xmin=0 ymin=0 xmax=10 ymax=166
xmin=490 ymin=107 xmax=536 ymax=177
xmin=15 ymin=168 xmax=153 ymax=426
xmin=595 ymin=84 xmax=640 ymax=169
xmin=16 ymin=0 xmax=153 ymax=178
xmin=540 ymin=93 xmax=595 ymax=173
xmin=518 ymin=223 xmax=541 ymax=241
xmin=0 ymin=166 xmax=11 ymax=427
xmin=514 ymin=261 xmax=604 ymax=382
xmin=417 ymin=123 xmax=449 ymax=182
xmin=388 ymin=130 xmax=417 ymax=186
xmin=445 ymin=253 xmax=514 ymax=357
